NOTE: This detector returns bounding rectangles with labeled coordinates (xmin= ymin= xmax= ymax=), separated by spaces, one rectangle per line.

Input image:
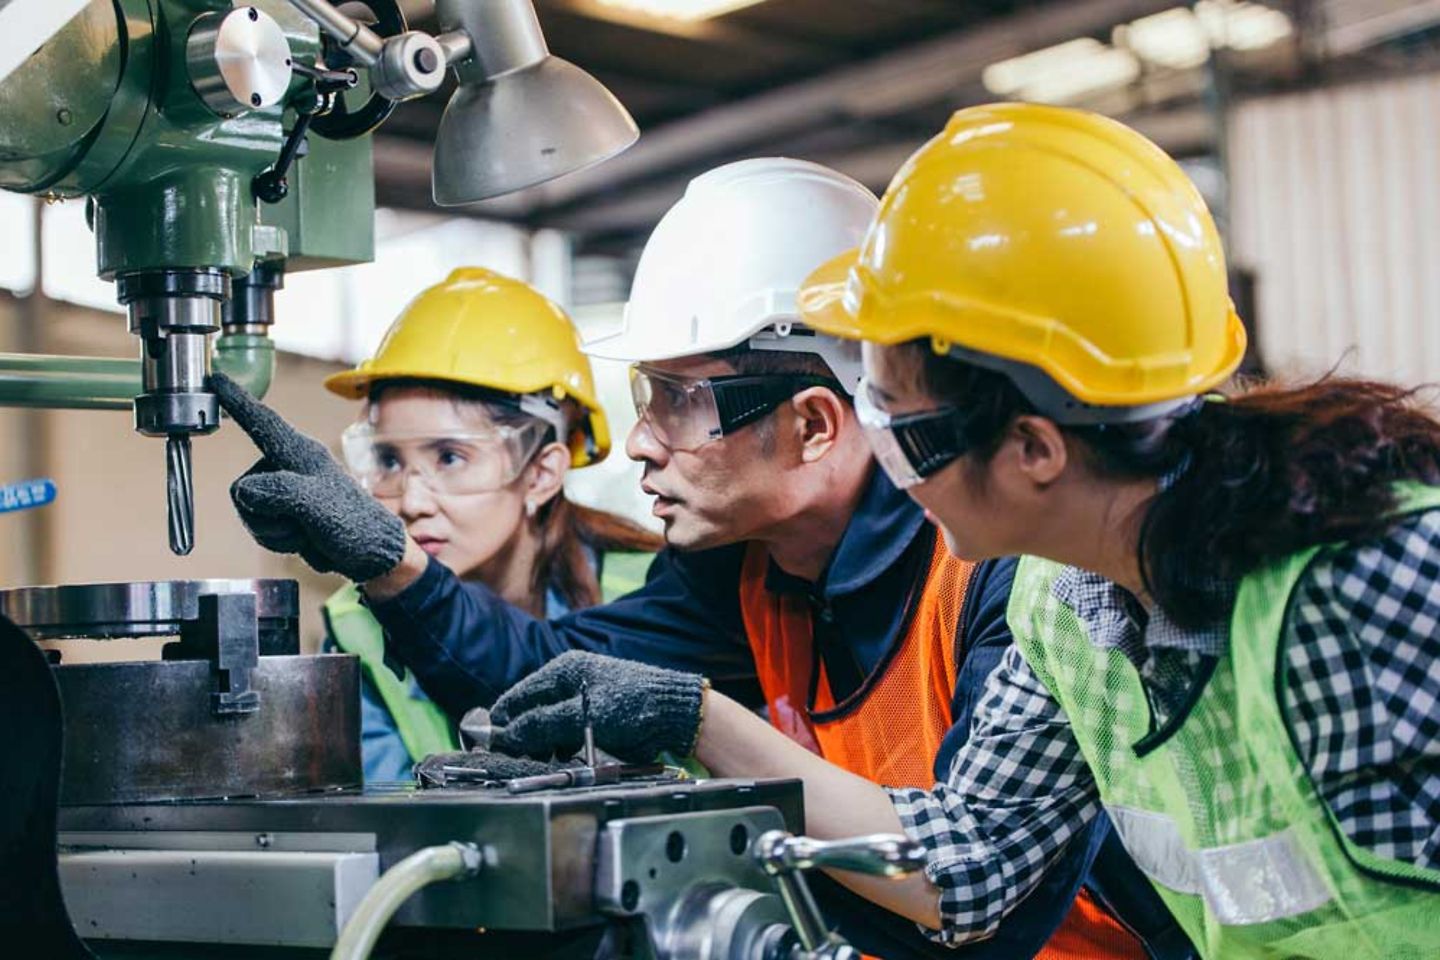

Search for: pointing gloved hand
xmin=210 ymin=373 xmax=406 ymax=583
xmin=492 ymin=651 xmax=709 ymax=764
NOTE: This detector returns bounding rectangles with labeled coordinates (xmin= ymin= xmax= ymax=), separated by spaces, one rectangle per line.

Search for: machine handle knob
xmin=755 ymin=831 xmax=927 ymax=879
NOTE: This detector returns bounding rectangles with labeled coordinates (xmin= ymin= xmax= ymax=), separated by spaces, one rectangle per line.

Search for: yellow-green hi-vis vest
xmin=1009 ymin=482 xmax=1440 ymax=960
xmin=325 ymin=551 xmax=654 ymax=765
xmin=324 ymin=584 xmax=458 ymax=762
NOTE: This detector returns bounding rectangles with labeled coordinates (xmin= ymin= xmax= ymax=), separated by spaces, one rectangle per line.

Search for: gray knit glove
xmin=491 ymin=651 xmax=707 ymax=763
xmin=211 ymin=373 xmax=406 ymax=582
xmin=414 ymin=749 xmax=578 ymax=788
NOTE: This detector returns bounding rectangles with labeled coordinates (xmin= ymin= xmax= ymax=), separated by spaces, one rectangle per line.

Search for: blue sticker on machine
xmin=0 ymin=478 xmax=56 ymax=513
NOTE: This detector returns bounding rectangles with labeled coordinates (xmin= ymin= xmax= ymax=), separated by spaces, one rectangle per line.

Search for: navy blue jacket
xmin=369 ymin=469 xmax=1190 ymax=960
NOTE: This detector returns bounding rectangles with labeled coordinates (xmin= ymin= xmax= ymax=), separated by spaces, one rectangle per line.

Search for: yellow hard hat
xmin=325 ymin=267 xmax=610 ymax=466
xmin=799 ymin=103 xmax=1247 ymax=418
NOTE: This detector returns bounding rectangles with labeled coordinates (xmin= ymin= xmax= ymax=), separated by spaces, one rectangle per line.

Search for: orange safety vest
xmin=738 ymin=536 xmax=1147 ymax=960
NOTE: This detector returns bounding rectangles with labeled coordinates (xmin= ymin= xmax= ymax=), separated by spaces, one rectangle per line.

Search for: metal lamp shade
xmin=431 ymin=56 xmax=639 ymax=205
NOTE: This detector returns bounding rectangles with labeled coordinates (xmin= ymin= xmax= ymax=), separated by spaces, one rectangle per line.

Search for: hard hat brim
xmin=799 ymin=247 xmax=1249 ymax=408
xmin=797 ymin=249 xmax=863 ymax=341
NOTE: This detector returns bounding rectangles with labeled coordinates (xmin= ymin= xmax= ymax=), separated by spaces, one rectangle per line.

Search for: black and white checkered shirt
xmin=888 ymin=508 xmax=1440 ymax=944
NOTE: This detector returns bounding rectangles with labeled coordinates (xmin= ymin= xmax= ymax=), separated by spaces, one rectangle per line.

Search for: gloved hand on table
xmin=210 ymin=373 xmax=406 ymax=583
xmin=413 ymin=748 xmax=578 ymax=788
xmin=491 ymin=651 xmax=709 ymax=764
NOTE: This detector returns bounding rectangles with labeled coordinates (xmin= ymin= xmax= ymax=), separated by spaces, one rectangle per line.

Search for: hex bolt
xmin=56 ymin=108 xmax=72 ymax=126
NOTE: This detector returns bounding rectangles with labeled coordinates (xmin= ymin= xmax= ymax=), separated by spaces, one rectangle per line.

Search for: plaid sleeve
xmin=888 ymin=644 xmax=1102 ymax=944
xmin=1284 ymin=507 xmax=1440 ymax=869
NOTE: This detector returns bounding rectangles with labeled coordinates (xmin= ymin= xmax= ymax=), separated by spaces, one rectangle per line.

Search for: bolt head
xmin=413 ymin=47 xmax=440 ymax=74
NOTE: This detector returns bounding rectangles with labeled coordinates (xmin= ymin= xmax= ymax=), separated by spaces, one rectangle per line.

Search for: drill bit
xmin=166 ymin=434 xmax=195 ymax=556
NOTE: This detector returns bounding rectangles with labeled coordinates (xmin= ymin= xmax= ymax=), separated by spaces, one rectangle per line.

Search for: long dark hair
xmin=369 ymin=380 xmax=662 ymax=612
xmin=908 ymin=345 xmax=1440 ymax=629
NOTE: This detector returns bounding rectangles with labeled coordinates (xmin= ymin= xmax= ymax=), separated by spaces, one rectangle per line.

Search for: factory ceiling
xmin=371 ymin=0 xmax=1440 ymax=253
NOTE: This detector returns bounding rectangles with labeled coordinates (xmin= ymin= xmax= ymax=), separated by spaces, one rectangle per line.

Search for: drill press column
xmin=117 ymin=269 xmax=228 ymax=555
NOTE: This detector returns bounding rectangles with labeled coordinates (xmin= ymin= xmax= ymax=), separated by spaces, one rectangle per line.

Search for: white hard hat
xmin=585 ymin=158 xmax=878 ymax=391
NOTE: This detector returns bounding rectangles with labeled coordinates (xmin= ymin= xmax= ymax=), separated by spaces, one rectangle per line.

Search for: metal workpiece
xmin=596 ymin=807 xmax=798 ymax=960
xmin=186 ymin=6 xmax=294 ymax=118
xmin=51 ymin=653 xmax=361 ymax=804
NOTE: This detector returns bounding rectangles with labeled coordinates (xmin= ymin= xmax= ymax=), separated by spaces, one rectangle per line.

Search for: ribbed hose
xmin=330 ymin=842 xmax=485 ymax=960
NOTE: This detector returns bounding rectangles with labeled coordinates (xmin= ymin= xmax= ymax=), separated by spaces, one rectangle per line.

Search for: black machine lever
xmin=253 ymin=62 xmax=358 ymax=204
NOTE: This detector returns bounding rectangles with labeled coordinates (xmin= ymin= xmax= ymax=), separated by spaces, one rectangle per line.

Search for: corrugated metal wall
xmin=1228 ymin=72 xmax=1440 ymax=386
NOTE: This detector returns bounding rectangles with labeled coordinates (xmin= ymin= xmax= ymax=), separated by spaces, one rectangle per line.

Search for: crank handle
xmin=755 ymin=831 xmax=927 ymax=879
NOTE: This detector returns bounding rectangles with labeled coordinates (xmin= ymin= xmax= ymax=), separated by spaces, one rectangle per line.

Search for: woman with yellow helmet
xmin=798 ymin=103 xmax=1440 ymax=958
xmin=319 ymin=267 xmax=660 ymax=782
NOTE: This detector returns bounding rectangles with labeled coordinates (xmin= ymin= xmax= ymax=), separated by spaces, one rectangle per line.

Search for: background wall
xmin=1229 ymin=71 xmax=1440 ymax=385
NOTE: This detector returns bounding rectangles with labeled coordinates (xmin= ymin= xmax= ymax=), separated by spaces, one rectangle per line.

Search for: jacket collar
xmin=764 ymin=465 xmax=928 ymax=598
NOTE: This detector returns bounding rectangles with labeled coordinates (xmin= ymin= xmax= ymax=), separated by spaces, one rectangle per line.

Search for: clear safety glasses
xmin=340 ymin=420 xmax=550 ymax=498
xmin=629 ymin=364 xmax=843 ymax=452
xmin=853 ymin=377 xmax=972 ymax=489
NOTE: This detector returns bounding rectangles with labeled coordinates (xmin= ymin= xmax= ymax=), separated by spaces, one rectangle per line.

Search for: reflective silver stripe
xmin=1109 ymin=805 xmax=1333 ymax=925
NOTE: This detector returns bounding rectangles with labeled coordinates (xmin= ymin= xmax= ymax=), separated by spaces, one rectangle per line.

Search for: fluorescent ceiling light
xmin=1197 ymin=1 xmax=1294 ymax=51
xmin=1121 ymin=8 xmax=1212 ymax=70
xmin=983 ymin=38 xmax=1141 ymax=105
xmin=1118 ymin=2 xmax=1292 ymax=69
xmin=596 ymin=0 xmax=768 ymax=21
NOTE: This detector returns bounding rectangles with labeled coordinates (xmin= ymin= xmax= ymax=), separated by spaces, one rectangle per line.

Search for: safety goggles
xmin=629 ymin=364 xmax=843 ymax=452
xmin=340 ymin=420 xmax=550 ymax=498
xmin=853 ymin=377 xmax=973 ymax=489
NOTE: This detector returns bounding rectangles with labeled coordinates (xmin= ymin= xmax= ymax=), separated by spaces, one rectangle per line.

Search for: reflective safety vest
xmin=325 ymin=584 xmax=458 ymax=762
xmin=738 ymin=535 xmax=1148 ymax=960
xmin=1008 ymin=483 xmax=1440 ymax=960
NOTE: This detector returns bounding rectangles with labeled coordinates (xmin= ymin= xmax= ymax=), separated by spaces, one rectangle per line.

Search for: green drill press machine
xmin=0 ymin=0 xmax=638 ymax=554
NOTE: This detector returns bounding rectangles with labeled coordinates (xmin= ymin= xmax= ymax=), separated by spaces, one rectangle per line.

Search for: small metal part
xmin=458 ymin=705 xmax=493 ymax=750
xmin=438 ymin=764 xmax=499 ymax=783
xmin=166 ymin=435 xmax=194 ymax=556
xmin=505 ymin=768 xmax=587 ymax=794
xmin=371 ymin=31 xmax=447 ymax=99
xmin=581 ymin=679 xmax=598 ymax=769
xmin=186 ymin=6 xmax=293 ymax=117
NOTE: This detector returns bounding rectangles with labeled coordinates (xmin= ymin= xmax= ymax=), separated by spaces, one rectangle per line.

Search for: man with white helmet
xmin=217 ymin=159 xmax=1184 ymax=959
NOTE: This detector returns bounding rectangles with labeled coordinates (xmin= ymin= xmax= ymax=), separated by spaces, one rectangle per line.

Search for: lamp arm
xmin=287 ymin=0 xmax=385 ymax=66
